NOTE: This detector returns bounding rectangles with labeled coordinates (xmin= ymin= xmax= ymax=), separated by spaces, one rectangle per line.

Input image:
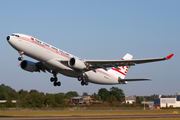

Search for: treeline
xmin=92 ymin=87 xmax=125 ymax=103
xmin=0 ymin=84 xmax=125 ymax=108
xmin=139 ymin=95 xmax=159 ymax=102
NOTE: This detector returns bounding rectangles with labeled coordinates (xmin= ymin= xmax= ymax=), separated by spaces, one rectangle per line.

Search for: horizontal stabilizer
xmin=120 ymin=78 xmax=151 ymax=81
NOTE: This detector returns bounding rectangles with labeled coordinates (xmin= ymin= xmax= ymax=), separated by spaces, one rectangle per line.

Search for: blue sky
xmin=0 ymin=0 xmax=179 ymax=96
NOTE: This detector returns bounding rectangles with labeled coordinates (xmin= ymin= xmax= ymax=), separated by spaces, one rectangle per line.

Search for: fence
xmin=0 ymin=107 xmax=151 ymax=111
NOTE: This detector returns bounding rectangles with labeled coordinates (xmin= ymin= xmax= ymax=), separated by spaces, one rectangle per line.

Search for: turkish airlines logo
xmin=111 ymin=66 xmax=128 ymax=76
xmin=118 ymin=66 xmax=128 ymax=75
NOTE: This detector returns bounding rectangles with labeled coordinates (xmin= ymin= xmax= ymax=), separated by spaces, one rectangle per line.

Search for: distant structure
xmin=69 ymin=96 xmax=93 ymax=105
xmin=0 ymin=100 xmax=17 ymax=103
xmin=125 ymin=96 xmax=136 ymax=104
xmin=154 ymin=93 xmax=180 ymax=108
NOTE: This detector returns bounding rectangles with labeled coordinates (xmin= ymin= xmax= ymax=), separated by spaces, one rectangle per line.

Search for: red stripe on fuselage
xmin=18 ymin=36 xmax=71 ymax=59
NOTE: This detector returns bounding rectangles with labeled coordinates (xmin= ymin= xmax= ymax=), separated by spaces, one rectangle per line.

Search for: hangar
xmin=154 ymin=93 xmax=180 ymax=108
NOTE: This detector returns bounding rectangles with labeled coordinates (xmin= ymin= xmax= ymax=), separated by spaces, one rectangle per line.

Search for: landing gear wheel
xmin=50 ymin=77 xmax=54 ymax=82
xmin=78 ymin=76 xmax=86 ymax=81
xmin=81 ymin=80 xmax=85 ymax=86
xmin=18 ymin=57 xmax=23 ymax=61
xmin=85 ymin=81 xmax=88 ymax=85
xmin=53 ymin=81 xmax=61 ymax=86
xmin=82 ymin=77 xmax=85 ymax=81
xmin=78 ymin=76 xmax=82 ymax=81
xmin=57 ymin=82 xmax=61 ymax=86
xmin=53 ymin=81 xmax=57 ymax=86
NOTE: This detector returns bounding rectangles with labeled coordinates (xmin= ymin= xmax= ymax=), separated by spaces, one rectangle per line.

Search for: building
xmin=125 ymin=96 xmax=136 ymax=104
xmin=69 ymin=96 xmax=93 ymax=105
xmin=0 ymin=100 xmax=17 ymax=103
xmin=154 ymin=93 xmax=180 ymax=108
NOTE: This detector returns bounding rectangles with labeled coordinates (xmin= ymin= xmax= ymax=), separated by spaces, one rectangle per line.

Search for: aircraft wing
xmin=58 ymin=54 xmax=173 ymax=71
xmin=85 ymin=54 xmax=174 ymax=70
xmin=35 ymin=62 xmax=52 ymax=73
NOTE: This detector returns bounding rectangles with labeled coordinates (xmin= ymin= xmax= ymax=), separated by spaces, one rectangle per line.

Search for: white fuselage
xmin=7 ymin=33 xmax=120 ymax=85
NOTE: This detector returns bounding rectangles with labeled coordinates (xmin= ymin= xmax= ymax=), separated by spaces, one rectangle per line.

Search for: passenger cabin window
xmin=66 ymin=53 xmax=69 ymax=56
xmin=51 ymin=47 xmax=58 ymax=51
xmin=35 ymin=39 xmax=41 ymax=43
xmin=43 ymin=43 xmax=50 ymax=47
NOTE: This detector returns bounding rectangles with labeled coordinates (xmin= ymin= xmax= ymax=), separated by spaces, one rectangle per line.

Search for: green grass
xmin=0 ymin=109 xmax=179 ymax=117
xmin=1 ymin=118 xmax=180 ymax=120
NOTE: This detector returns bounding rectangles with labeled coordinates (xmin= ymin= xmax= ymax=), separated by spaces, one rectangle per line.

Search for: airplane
xmin=6 ymin=33 xmax=174 ymax=87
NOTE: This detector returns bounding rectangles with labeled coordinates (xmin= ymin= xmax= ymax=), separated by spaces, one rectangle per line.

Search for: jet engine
xmin=20 ymin=60 xmax=37 ymax=72
xmin=68 ymin=58 xmax=87 ymax=70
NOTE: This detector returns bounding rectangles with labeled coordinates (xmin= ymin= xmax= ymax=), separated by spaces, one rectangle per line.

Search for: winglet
xmin=166 ymin=54 xmax=174 ymax=59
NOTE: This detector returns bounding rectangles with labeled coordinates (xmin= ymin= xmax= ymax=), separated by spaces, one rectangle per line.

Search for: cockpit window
xmin=11 ymin=34 xmax=19 ymax=37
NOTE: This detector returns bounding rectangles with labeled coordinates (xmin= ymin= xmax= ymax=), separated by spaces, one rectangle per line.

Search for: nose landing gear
xmin=50 ymin=72 xmax=61 ymax=87
xmin=18 ymin=51 xmax=24 ymax=61
xmin=18 ymin=57 xmax=23 ymax=61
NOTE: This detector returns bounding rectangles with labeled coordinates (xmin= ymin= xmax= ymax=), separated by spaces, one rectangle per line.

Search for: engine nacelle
xmin=21 ymin=60 xmax=37 ymax=72
xmin=68 ymin=58 xmax=86 ymax=70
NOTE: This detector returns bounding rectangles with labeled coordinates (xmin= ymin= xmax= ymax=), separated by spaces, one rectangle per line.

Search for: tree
xmin=29 ymin=89 xmax=39 ymax=94
xmin=83 ymin=92 xmax=89 ymax=96
xmin=136 ymin=96 xmax=142 ymax=104
xmin=59 ymin=92 xmax=65 ymax=96
xmin=54 ymin=94 xmax=64 ymax=105
xmin=91 ymin=93 xmax=101 ymax=101
xmin=44 ymin=94 xmax=55 ymax=107
xmin=27 ymin=91 xmax=44 ymax=107
xmin=65 ymin=91 xmax=78 ymax=99
xmin=98 ymin=88 xmax=110 ymax=101
xmin=0 ymin=93 xmax=6 ymax=100
xmin=109 ymin=87 xmax=125 ymax=102
xmin=18 ymin=89 xmax=29 ymax=100
xmin=5 ymin=97 xmax=13 ymax=108
xmin=17 ymin=89 xmax=29 ymax=107
xmin=109 ymin=95 xmax=117 ymax=103
xmin=139 ymin=94 xmax=159 ymax=101
xmin=0 ymin=84 xmax=18 ymax=100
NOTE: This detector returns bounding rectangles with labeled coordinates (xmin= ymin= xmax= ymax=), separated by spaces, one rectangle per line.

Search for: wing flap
xmin=36 ymin=62 xmax=52 ymax=73
xmin=119 ymin=78 xmax=151 ymax=81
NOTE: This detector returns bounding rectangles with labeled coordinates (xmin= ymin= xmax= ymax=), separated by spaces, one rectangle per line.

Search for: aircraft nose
xmin=6 ymin=36 xmax=10 ymax=41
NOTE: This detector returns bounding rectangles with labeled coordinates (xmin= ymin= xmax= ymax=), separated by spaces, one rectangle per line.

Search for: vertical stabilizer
xmin=108 ymin=53 xmax=133 ymax=79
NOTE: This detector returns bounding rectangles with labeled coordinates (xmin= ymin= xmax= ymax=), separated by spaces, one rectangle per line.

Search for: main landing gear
xmin=50 ymin=72 xmax=61 ymax=87
xmin=18 ymin=51 xmax=24 ymax=61
xmin=78 ymin=76 xmax=88 ymax=86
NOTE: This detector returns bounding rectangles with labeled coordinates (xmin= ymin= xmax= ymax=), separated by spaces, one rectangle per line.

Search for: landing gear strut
xmin=50 ymin=72 xmax=61 ymax=87
xmin=18 ymin=51 xmax=24 ymax=61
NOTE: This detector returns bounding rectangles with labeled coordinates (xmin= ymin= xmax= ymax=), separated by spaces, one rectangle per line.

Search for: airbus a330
xmin=7 ymin=33 xmax=174 ymax=87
